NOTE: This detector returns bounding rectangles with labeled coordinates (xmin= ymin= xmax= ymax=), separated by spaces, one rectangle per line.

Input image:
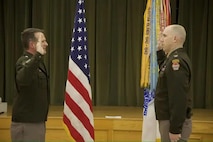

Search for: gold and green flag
xmin=141 ymin=0 xmax=171 ymax=141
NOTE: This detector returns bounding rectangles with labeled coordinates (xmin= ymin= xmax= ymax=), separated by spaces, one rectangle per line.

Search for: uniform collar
xmin=167 ymin=47 xmax=184 ymax=58
xmin=23 ymin=51 xmax=33 ymax=58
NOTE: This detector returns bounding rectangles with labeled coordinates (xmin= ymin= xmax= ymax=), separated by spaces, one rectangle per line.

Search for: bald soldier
xmin=155 ymin=24 xmax=192 ymax=142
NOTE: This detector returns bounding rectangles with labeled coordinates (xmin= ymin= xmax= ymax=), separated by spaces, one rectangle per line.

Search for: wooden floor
xmin=48 ymin=106 xmax=213 ymax=120
xmin=0 ymin=106 xmax=213 ymax=142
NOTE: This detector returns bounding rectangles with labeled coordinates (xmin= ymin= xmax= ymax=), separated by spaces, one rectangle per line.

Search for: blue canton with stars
xmin=70 ymin=0 xmax=90 ymax=82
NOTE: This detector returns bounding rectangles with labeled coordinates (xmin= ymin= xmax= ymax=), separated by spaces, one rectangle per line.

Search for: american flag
xmin=63 ymin=0 xmax=94 ymax=141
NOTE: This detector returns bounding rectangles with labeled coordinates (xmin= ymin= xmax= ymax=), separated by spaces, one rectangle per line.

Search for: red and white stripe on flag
xmin=63 ymin=0 xmax=94 ymax=141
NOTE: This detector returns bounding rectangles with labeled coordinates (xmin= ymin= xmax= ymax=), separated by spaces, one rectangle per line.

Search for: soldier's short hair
xmin=21 ymin=28 xmax=44 ymax=49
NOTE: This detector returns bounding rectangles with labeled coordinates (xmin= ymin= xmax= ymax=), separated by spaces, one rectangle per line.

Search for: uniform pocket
xmin=37 ymin=69 xmax=47 ymax=88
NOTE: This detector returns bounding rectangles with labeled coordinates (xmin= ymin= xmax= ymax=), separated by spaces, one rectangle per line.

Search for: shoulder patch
xmin=172 ymin=59 xmax=180 ymax=70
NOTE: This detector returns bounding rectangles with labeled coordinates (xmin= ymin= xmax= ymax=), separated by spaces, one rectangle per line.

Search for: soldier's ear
xmin=173 ymin=36 xmax=177 ymax=43
xmin=29 ymin=40 xmax=36 ymax=49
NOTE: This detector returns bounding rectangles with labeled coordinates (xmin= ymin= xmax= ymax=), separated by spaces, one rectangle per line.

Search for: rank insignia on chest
xmin=172 ymin=59 xmax=180 ymax=70
xmin=161 ymin=66 xmax=166 ymax=72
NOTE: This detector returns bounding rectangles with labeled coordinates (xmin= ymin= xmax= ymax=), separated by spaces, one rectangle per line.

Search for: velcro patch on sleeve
xmin=172 ymin=59 xmax=180 ymax=70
